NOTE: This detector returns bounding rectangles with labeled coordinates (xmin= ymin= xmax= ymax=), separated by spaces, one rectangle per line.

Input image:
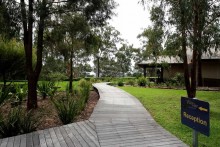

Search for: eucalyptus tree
xmin=18 ymin=0 xmax=116 ymax=109
xmin=141 ymin=0 xmax=220 ymax=98
xmin=138 ymin=6 xmax=164 ymax=61
xmin=92 ymin=25 xmax=122 ymax=77
xmin=115 ymin=44 xmax=134 ymax=77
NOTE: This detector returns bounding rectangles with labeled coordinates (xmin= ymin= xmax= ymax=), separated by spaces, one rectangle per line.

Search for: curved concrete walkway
xmin=0 ymin=83 xmax=188 ymax=147
xmin=91 ymin=83 xmax=188 ymax=147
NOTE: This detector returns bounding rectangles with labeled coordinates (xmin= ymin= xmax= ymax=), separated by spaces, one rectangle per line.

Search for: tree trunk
xmin=198 ymin=50 xmax=203 ymax=86
xmin=27 ymin=75 xmax=38 ymax=109
xmin=190 ymin=0 xmax=200 ymax=98
xmin=69 ymin=50 xmax=73 ymax=93
xmin=179 ymin=0 xmax=191 ymax=98
xmin=97 ymin=56 xmax=100 ymax=78
xmin=20 ymin=0 xmax=46 ymax=110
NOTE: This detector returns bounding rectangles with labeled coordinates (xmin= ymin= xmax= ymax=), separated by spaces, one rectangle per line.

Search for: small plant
xmin=52 ymin=97 xmax=78 ymax=124
xmin=166 ymin=73 xmax=185 ymax=87
xmin=0 ymin=108 xmax=39 ymax=138
xmin=90 ymin=78 xmax=96 ymax=83
xmin=14 ymin=84 xmax=27 ymax=103
xmin=19 ymin=110 xmax=40 ymax=133
xmin=137 ymin=77 xmax=148 ymax=87
xmin=148 ymin=82 xmax=155 ymax=88
xmin=78 ymin=79 xmax=91 ymax=103
xmin=37 ymin=81 xmax=56 ymax=99
xmin=126 ymin=79 xmax=135 ymax=86
xmin=0 ymin=108 xmax=21 ymax=137
xmin=117 ymin=80 xmax=124 ymax=87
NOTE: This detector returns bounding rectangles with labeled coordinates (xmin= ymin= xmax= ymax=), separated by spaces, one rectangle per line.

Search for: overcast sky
xmin=108 ymin=0 xmax=151 ymax=48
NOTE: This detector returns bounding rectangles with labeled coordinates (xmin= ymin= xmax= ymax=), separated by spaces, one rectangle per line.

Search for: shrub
xmin=37 ymin=81 xmax=56 ymax=99
xmin=126 ymin=79 xmax=135 ymax=86
xmin=52 ymin=97 xmax=78 ymax=124
xmin=78 ymin=79 xmax=91 ymax=104
xmin=137 ymin=77 xmax=148 ymax=87
xmin=166 ymin=73 xmax=185 ymax=87
xmin=90 ymin=78 xmax=96 ymax=83
xmin=117 ymin=80 xmax=124 ymax=87
xmin=148 ymin=82 xmax=155 ymax=88
xmin=48 ymin=72 xmax=68 ymax=81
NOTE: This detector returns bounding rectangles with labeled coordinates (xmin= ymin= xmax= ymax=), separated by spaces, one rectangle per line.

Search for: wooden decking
xmin=0 ymin=120 xmax=99 ymax=147
xmin=0 ymin=83 xmax=188 ymax=147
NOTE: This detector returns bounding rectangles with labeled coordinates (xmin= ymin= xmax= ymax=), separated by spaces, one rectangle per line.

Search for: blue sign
xmin=181 ymin=97 xmax=210 ymax=136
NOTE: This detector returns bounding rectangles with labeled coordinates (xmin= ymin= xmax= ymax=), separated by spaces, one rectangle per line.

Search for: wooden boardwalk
xmin=0 ymin=83 xmax=188 ymax=147
xmin=91 ymin=83 xmax=188 ymax=147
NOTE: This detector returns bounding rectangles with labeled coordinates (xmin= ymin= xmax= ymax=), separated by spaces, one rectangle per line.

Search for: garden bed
xmin=0 ymin=90 xmax=99 ymax=131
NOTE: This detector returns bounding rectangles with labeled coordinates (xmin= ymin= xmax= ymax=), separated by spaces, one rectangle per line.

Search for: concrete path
xmin=91 ymin=83 xmax=188 ymax=147
xmin=0 ymin=83 xmax=188 ymax=147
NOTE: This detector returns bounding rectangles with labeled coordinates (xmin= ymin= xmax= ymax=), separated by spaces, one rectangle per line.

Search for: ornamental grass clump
xmin=52 ymin=97 xmax=78 ymax=124
xmin=0 ymin=108 xmax=39 ymax=138
xmin=78 ymin=79 xmax=91 ymax=103
xmin=37 ymin=81 xmax=56 ymax=99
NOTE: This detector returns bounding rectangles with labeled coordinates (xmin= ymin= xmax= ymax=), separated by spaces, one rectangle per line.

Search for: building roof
xmin=137 ymin=56 xmax=183 ymax=68
xmin=138 ymin=52 xmax=220 ymax=67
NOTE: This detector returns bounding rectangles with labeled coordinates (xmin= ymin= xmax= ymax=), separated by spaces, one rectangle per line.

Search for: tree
xmin=0 ymin=0 xmax=21 ymax=39
xmin=141 ymin=0 xmax=220 ymax=98
xmin=0 ymin=39 xmax=26 ymax=87
xmin=138 ymin=6 xmax=164 ymax=61
xmin=92 ymin=25 xmax=121 ymax=77
xmin=19 ymin=0 xmax=116 ymax=109
xmin=115 ymin=44 xmax=134 ymax=76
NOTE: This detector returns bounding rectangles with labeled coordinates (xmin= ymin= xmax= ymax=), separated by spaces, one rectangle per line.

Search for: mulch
xmin=0 ymin=90 xmax=100 ymax=130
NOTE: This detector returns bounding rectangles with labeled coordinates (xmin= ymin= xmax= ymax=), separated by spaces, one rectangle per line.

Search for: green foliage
xmin=166 ymin=73 xmax=185 ymax=87
xmin=148 ymin=82 xmax=155 ymax=88
xmin=90 ymin=77 xmax=96 ymax=83
xmin=14 ymin=84 xmax=27 ymax=102
xmin=78 ymin=79 xmax=91 ymax=104
xmin=47 ymin=72 xmax=68 ymax=81
xmin=19 ymin=110 xmax=40 ymax=134
xmin=126 ymin=79 xmax=135 ymax=86
xmin=0 ymin=108 xmax=39 ymax=138
xmin=117 ymin=80 xmax=124 ymax=87
xmin=0 ymin=87 xmax=11 ymax=106
xmin=53 ymin=79 xmax=91 ymax=124
xmin=52 ymin=97 xmax=78 ymax=125
xmin=0 ymin=39 xmax=26 ymax=82
xmin=137 ymin=77 xmax=148 ymax=87
xmin=37 ymin=81 xmax=57 ymax=99
xmin=0 ymin=108 xmax=21 ymax=137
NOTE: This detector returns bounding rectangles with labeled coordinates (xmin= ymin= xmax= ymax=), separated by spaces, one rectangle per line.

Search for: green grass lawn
xmin=0 ymin=81 xmax=78 ymax=91
xmin=56 ymin=81 xmax=78 ymax=91
xmin=120 ymin=87 xmax=220 ymax=147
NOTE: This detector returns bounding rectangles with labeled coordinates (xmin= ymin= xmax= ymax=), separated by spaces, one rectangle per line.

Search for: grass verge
xmin=120 ymin=87 xmax=220 ymax=147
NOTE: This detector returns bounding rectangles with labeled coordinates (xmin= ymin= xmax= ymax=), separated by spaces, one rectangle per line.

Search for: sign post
xmin=193 ymin=130 xmax=198 ymax=147
xmin=181 ymin=97 xmax=210 ymax=147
